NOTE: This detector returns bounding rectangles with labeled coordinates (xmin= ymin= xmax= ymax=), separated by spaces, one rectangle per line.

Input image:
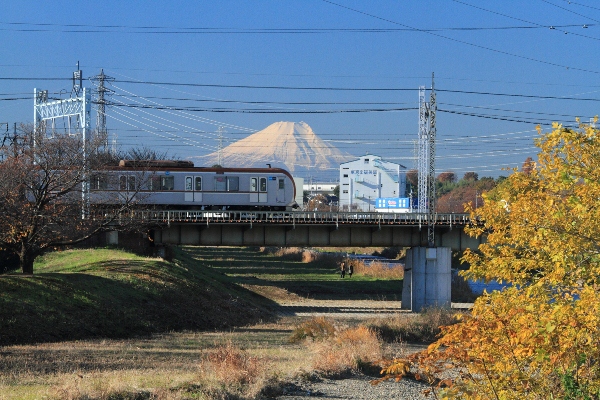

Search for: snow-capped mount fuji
xmin=195 ymin=121 xmax=354 ymax=179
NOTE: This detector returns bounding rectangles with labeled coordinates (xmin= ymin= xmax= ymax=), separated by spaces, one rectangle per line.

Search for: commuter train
xmin=89 ymin=160 xmax=298 ymax=211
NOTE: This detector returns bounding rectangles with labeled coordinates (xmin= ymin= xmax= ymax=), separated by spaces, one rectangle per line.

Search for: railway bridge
xmin=105 ymin=209 xmax=483 ymax=312
xmin=113 ymin=210 xmax=482 ymax=252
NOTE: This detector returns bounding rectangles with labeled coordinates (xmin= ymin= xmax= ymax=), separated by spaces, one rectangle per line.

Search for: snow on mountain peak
xmin=195 ymin=121 xmax=353 ymax=179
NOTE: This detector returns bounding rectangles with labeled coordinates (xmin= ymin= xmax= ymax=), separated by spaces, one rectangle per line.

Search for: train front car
xmin=92 ymin=160 xmax=297 ymax=211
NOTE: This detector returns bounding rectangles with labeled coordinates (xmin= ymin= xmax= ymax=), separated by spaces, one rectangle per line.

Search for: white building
xmin=293 ymin=177 xmax=304 ymax=207
xmin=339 ymin=154 xmax=407 ymax=211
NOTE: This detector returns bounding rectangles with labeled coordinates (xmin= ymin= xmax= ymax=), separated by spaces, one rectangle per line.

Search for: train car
xmin=89 ymin=160 xmax=298 ymax=211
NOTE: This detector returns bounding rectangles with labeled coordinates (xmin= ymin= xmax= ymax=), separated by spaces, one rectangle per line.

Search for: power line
xmin=106 ymin=102 xmax=418 ymax=114
xmin=541 ymin=0 xmax=600 ymax=24
xmin=322 ymin=0 xmax=600 ymax=74
xmin=1 ymin=21 xmax=596 ymax=33
xmin=557 ymin=0 xmax=600 ymax=12
xmin=452 ymin=0 xmax=600 ymax=41
xmin=3 ymin=77 xmax=600 ymax=102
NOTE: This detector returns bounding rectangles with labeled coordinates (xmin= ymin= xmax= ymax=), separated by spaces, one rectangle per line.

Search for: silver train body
xmin=89 ymin=160 xmax=298 ymax=211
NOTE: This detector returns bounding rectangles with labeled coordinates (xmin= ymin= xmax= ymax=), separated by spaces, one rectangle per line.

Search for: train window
xmin=214 ymin=176 xmax=226 ymax=191
xmin=149 ymin=176 xmax=160 ymax=191
xmin=195 ymin=176 xmax=202 ymax=191
xmin=90 ymin=173 xmax=109 ymax=190
xmin=185 ymin=176 xmax=193 ymax=191
xmin=279 ymin=179 xmax=285 ymax=189
xmin=250 ymin=177 xmax=257 ymax=192
xmin=227 ymin=176 xmax=239 ymax=191
xmin=119 ymin=175 xmax=136 ymax=191
xmin=259 ymin=177 xmax=267 ymax=192
xmin=161 ymin=176 xmax=174 ymax=190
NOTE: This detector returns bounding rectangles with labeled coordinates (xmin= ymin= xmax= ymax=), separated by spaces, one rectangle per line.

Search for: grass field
xmin=0 ymin=247 xmax=277 ymax=346
xmin=184 ymin=246 xmax=403 ymax=302
xmin=0 ymin=245 xmax=424 ymax=400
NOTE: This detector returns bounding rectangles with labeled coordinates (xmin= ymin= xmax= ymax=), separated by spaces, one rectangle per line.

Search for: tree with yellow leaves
xmin=382 ymin=119 xmax=600 ymax=399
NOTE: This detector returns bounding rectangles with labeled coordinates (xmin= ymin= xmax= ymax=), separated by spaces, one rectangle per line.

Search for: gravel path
xmin=275 ymin=299 xmax=472 ymax=318
xmin=268 ymin=299 xmax=445 ymax=399
xmin=275 ymin=374 xmax=432 ymax=399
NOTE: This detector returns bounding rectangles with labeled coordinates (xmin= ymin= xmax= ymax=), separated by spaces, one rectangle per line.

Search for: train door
xmin=184 ymin=176 xmax=203 ymax=202
xmin=249 ymin=177 xmax=267 ymax=204
xmin=249 ymin=177 xmax=258 ymax=203
xmin=278 ymin=178 xmax=285 ymax=202
xmin=259 ymin=177 xmax=268 ymax=203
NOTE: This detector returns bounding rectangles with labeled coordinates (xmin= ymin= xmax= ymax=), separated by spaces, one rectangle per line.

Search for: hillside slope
xmin=0 ymin=248 xmax=276 ymax=346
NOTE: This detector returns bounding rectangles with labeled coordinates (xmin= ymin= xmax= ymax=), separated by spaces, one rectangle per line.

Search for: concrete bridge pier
xmin=402 ymin=247 xmax=451 ymax=312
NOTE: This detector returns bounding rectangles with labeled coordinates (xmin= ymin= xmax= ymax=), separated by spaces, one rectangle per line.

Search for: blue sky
xmin=1 ymin=0 xmax=599 ymax=179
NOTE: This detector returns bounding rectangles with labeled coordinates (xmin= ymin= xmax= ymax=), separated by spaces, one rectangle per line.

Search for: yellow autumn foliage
xmin=403 ymin=118 xmax=600 ymax=398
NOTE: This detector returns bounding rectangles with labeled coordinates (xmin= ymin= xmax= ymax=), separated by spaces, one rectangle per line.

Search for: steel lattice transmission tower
xmin=34 ymin=63 xmax=92 ymax=217
xmin=417 ymin=86 xmax=428 ymax=215
xmin=417 ymin=74 xmax=437 ymax=247
xmin=91 ymin=69 xmax=114 ymax=151
xmin=428 ymin=74 xmax=437 ymax=247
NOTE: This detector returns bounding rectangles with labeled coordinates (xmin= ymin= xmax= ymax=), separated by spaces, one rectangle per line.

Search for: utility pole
xmin=0 ymin=123 xmax=23 ymax=160
xmin=0 ymin=123 xmax=8 ymax=161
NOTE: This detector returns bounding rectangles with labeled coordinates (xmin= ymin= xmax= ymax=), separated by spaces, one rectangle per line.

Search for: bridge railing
xmin=93 ymin=209 xmax=471 ymax=226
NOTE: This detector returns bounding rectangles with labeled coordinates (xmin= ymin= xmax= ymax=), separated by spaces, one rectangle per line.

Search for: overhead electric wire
xmin=107 ymin=102 xmax=418 ymax=114
xmin=109 ymin=85 xmax=234 ymax=143
xmin=1 ymin=20 xmax=596 ymax=33
xmin=108 ymin=74 xmax=258 ymax=133
xmin=107 ymin=106 xmax=217 ymax=152
xmin=452 ymin=0 xmax=600 ymax=41
xmin=322 ymin=0 xmax=600 ymax=74
xmin=440 ymin=102 xmax=596 ymax=121
xmin=558 ymin=0 xmax=600 ymax=12
xmin=107 ymin=98 xmax=219 ymax=152
xmin=4 ymin=76 xmax=600 ymax=102
xmin=113 ymin=94 xmax=414 ymax=106
xmin=541 ymin=0 xmax=600 ymax=24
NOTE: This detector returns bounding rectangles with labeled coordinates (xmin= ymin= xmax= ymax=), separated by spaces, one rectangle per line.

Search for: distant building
xmin=293 ymin=177 xmax=304 ymax=207
xmin=339 ymin=154 xmax=408 ymax=211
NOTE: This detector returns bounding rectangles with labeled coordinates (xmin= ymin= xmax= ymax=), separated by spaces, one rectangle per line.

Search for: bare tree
xmin=521 ymin=156 xmax=535 ymax=174
xmin=0 ymin=125 xmax=149 ymax=274
xmin=462 ymin=171 xmax=479 ymax=181
xmin=437 ymin=171 xmax=456 ymax=183
xmin=406 ymin=169 xmax=418 ymax=187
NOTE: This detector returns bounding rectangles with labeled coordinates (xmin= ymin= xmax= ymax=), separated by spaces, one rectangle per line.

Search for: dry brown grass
xmin=0 ymin=328 xmax=296 ymax=400
xmin=349 ymin=259 xmax=404 ymax=279
xmin=259 ymin=246 xmax=345 ymax=268
xmin=49 ymin=371 xmax=186 ymax=400
xmin=198 ymin=340 xmax=271 ymax=398
xmin=289 ymin=316 xmax=336 ymax=343
xmin=202 ymin=341 xmax=266 ymax=386
xmin=307 ymin=325 xmax=383 ymax=376
xmin=366 ymin=307 xmax=459 ymax=344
